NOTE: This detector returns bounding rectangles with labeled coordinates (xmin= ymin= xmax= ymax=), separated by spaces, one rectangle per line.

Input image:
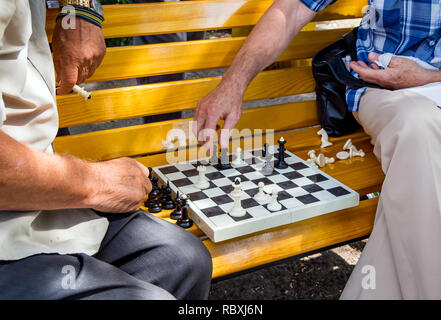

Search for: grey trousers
xmin=341 ymin=88 xmax=441 ymax=299
xmin=0 ymin=210 xmax=212 ymax=300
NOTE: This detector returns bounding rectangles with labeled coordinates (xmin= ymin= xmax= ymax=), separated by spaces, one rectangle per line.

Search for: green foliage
xmin=100 ymin=0 xmax=130 ymax=4
xmin=101 ymin=0 xmax=133 ymax=47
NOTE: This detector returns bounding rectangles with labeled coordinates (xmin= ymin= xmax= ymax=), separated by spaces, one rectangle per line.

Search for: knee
xmin=163 ymin=228 xmax=213 ymax=281
xmin=384 ymin=91 xmax=441 ymax=144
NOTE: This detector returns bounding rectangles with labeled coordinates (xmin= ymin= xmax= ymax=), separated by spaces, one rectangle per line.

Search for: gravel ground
xmin=208 ymin=240 xmax=367 ymax=300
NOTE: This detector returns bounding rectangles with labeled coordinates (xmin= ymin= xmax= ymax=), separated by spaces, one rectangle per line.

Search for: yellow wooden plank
xmin=54 ymin=100 xmax=319 ymax=160
xmin=57 ymin=66 xmax=315 ymax=128
xmin=84 ymin=28 xmax=350 ymax=82
xmin=207 ymin=197 xmax=377 ymax=279
xmin=46 ymin=0 xmax=366 ymax=40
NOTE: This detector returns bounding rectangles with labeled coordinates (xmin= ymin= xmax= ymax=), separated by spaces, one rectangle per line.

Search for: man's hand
xmin=52 ymin=17 xmax=106 ymax=95
xmin=350 ymin=52 xmax=439 ymax=90
xmin=194 ymin=82 xmax=244 ymax=152
xmin=88 ymin=158 xmax=152 ymax=213
xmin=193 ymin=0 xmax=315 ymax=151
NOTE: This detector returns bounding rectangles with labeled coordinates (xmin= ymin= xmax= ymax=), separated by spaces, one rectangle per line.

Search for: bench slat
xmin=57 ymin=67 xmax=315 ymax=128
xmin=53 ymin=100 xmax=319 ymax=159
xmin=84 ymin=29 xmax=350 ymax=82
xmin=46 ymin=0 xmax=366 ymax=41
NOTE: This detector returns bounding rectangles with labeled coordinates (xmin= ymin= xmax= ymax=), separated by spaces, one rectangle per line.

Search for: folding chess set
xmin=150 ymin=138 xmax=359 ymax=242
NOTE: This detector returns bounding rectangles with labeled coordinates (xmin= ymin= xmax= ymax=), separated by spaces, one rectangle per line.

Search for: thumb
xmin=57 ymin=66 xmax=79 ymax=95
xmin=367 ymin=52 xmax=380 ymax=64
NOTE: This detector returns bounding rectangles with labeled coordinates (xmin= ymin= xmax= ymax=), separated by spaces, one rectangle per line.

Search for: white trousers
xmin=340 ymin=88 xmax=441 ymax=299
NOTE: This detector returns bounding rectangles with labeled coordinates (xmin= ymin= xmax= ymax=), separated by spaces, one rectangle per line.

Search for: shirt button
xmin=429 ymin=40 xmax=436 ymax=46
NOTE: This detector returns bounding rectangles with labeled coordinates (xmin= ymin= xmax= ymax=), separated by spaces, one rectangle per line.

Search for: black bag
xmin=312 ymin=27 xmax=380 ymax=137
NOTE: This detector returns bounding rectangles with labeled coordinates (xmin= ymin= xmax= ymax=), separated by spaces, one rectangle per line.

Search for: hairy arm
xmin=0 ymin=130 xmax=150 ymax=213
xmin=195 ymin=0 xmax=317 ymax=149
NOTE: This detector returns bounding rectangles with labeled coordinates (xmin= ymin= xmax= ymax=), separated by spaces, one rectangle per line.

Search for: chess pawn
xmin=306 ymin=158 xmax=318 ymax=168
xmin=317 ymin=128 xmax=333 ymax=148
xmin=253 ymin=182 xmax=270 ymax=203
xmin=261 ymin=151 xmax=274 ymax=176
xmin=343 ymin=139 xmax=354 ymax=151
xmin=176 ymin=194 xmax=193 ymax=229
xmin=148 ymin=198 xmax=162 ymax=214
xmin=267 ymin=189 xmax=282 ymax=212
xmin=232 ymin=147 xmax=244 ymax=166
xmin=308 ymin=150 xmax=317 ymax=161
xmin=315 ymin=153 xmax=335 ymax=168
xmin=349 ymin=147 xmax=365 ymax=158
xmin=195 ymin=165 xmax=209 ymax=189
xmin=170 ymin=192 xmax=182 ymax=220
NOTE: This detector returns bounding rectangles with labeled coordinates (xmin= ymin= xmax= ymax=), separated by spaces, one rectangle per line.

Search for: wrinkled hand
xmin=350 ymin=52 xmax=436 ymax=90
xmin=89 ymin=158 xmax=151 ymax=213
xmin=194 ymin=83 xmax=243 ymax=152
xmin=52 ymin=17 xmax=106 ymax=95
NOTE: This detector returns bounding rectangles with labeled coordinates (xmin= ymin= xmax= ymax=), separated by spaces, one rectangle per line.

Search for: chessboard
xmin=152 ymin=145 xmax=359 ymax=242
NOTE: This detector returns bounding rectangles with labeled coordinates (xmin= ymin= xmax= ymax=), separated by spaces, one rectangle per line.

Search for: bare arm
xmin=195 ymin=0 xmax=317 ymax=149
xmin=0 ymin=130 xmax=151 ymax=213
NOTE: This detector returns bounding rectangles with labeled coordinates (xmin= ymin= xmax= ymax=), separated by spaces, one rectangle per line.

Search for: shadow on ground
xmin=208 ymin=240 xmax=367 ymax=300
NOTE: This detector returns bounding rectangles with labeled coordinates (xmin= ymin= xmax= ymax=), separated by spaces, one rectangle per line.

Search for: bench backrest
xmin=46 ymin=0 xmax=367 ymax=161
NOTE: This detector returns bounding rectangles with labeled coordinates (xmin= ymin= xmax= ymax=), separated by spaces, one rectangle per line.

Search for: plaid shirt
xmin=301 ymin=0 xmax=441 ymax=111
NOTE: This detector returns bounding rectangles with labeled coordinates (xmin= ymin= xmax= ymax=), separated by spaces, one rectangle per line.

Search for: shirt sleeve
xmin=300 ymin=0 xmax=337 ymax=12
xmin=0 ymin=1 xmax=17 ymax=129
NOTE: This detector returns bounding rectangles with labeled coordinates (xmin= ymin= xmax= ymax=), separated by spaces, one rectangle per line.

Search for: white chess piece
xmin=308 ymin=150 xmax=317 ymax=161
xmin=229 ymin=178 xmax=246 ymax=217
xmin=336 ymin=151 xmax=350 ymax=160
xmin=317 ymin=128 xmax=333 ymax=148
xmin=232 ymin=147 xmax=245 ymax=166
xmin=195 ymin=165 xmax=209 ymax=189
xmin=231 ymin=177 xmax=243 ymax=197
xmin=343 ymin=139 xmax=354 ymax=151
xmin=343 ymin=139 xmax=365 ymax=158
xmin=306 ymin=158 xmax=318 ymax=168
xmin=267 ymin=189 xmax=282 ymax=212
xmin=253 ymin=182 xmax=270 ymax=203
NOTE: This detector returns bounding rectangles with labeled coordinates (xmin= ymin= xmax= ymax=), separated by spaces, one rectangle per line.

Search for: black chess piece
xmin=275 ymin=137 xmax=288 ymax=169
xmin=263 ymin=143 xmax=269 ymax=158
xmin=170 ymin=192 xmax=182 ymax=220
xmin=176 ymin=194 xmax=193 ymax=229
xmin=148 ymin=198 xmax=162 ymax=214
xmin=217 ymin=147 xmax=231 ymax=170
xmin=161 ymin=181 xmax=175 ymax=209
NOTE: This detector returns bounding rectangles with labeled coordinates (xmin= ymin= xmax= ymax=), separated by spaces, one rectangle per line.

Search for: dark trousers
xmin=0 ymin=211 xmax=212 ymax=300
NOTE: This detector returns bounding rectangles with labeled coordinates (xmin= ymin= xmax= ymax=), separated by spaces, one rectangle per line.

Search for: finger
xmin=77 ymin=65 xmax=89 ymax=85
xmin=368 ymin=52 xmax=380 ymax=64
xmin=57 ymin=66 xmax=79 ymax=95
xmin=200 ymin=115 xmax=220 ymax=152
xmin=350 ymin=61 xmax=382 ymax=84
xmin=193 ymin=109 xmax=206 ymax=143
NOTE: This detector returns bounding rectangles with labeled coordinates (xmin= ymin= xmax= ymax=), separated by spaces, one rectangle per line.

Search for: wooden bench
xmin=45 ymin=0 xmax=384 ymax=280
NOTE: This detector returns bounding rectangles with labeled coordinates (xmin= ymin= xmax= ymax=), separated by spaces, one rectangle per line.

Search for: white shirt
xmin=0 ymin=0 xmax=109 ymax=260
